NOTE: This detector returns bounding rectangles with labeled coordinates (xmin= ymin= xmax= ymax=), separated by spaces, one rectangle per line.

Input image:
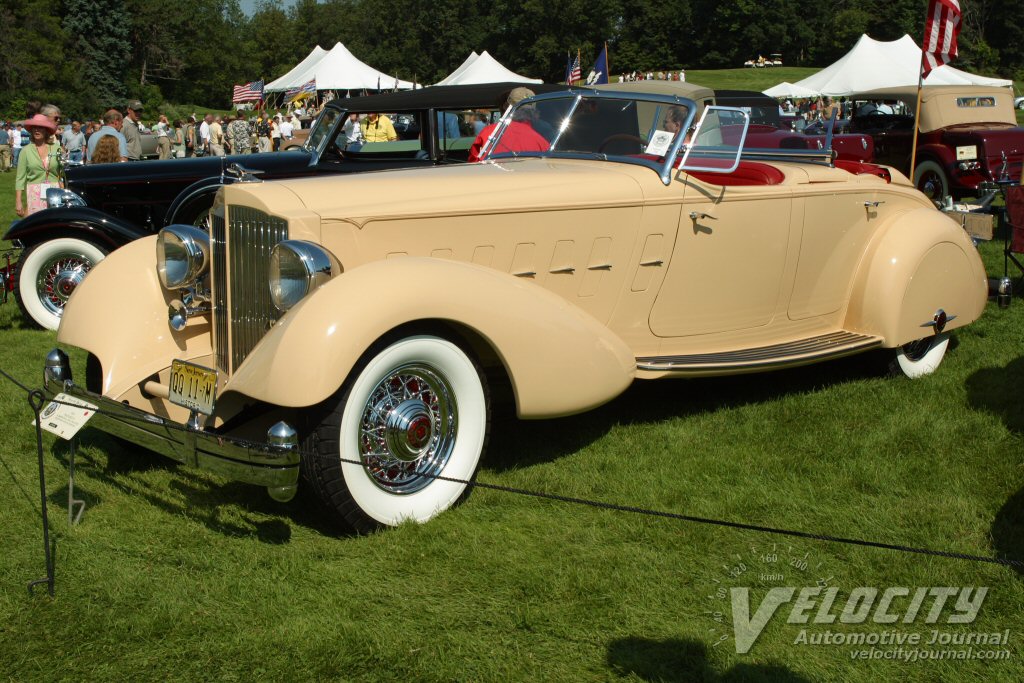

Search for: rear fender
xmin=3 ymin=207 xmax=150 ymax=249
xmin=226 ymin=258 xmax=637 ymax=418
xmin=844 ymin=207 xmax=987 ymax=346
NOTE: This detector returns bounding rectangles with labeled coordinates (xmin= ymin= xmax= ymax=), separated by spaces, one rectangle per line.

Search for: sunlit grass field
xmin=1 ymin=127 xmax=1023 ymax=680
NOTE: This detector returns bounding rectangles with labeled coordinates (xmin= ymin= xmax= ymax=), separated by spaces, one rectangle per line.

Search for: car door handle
xmin=863 ymin=201 xmax=885 ymax=208
xmin=639 ymin=259 xmax=663 ymax=267
xmin=689 ymin=211 xmax=716 ymax=221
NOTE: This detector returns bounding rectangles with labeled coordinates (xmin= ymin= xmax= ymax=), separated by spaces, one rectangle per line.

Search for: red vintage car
xmin=850 ymin=85 xmax=1023 ymax=199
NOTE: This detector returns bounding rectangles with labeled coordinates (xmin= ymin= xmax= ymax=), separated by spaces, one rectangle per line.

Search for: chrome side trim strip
xmin=636 ymin=331 xmax=882 ymax=372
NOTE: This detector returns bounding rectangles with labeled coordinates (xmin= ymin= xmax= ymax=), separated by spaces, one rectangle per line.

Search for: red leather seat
xmin=687 ymin=161 xmax=785 ymax=187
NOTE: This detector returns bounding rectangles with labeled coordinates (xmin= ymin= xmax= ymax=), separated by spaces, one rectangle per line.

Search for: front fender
xmin=3 ymin=206 xmax=150 ymax=249
xmin=164 ymin=177 xmax=228 ymax=225
xmin=227 ymin=258 xmax=637 ymax=418
xmin=844 ymin=207 xmax=987 ymax=346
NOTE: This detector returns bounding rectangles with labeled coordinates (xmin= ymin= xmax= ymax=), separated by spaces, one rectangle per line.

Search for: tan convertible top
xmin=856 ymin=85 xmax=1017 ymax=133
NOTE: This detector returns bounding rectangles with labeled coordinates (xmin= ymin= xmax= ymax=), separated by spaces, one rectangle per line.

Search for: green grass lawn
xmin=1 ymin=145 xmax=1024 ymax=680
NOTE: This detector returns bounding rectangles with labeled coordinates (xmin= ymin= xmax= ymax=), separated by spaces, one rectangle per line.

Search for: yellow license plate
xmin=168 ymin=360 xmax=218 ymax=416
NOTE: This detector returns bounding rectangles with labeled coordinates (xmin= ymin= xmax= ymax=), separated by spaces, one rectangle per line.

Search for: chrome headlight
xmin=270 ymin=240 xmax=342 ymax=311
xmin=157 ymin=225 xmax=210 ymax=289
xmin=46 ymin=188 xmax=86 ymax=209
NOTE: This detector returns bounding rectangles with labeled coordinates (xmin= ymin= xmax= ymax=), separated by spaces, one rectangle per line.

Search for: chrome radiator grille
xmin=212 ymin=206 xmax=288 ymax=374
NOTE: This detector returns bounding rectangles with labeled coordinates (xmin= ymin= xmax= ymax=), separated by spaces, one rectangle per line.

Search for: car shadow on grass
xmin=487 ymin=350 xmax=888 ymax=473
xmin=607 ymin=636 xmax=811 ymax=682
xmin=966 ymin=355 xmax=1024 ymax=575
xmin=48 ymin=431 xmax=348 ymax=542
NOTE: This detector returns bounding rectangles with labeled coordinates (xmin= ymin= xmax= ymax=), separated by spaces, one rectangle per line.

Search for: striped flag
xmin=921 ymin=0 xmax=962 ymax=78
xmin=568 ymin=52 xmax=581 ymax=84
xmin=232 ymin=80 xmax=264 ymax=103
xmin=284 ymin=79 xmax=317 ymax=103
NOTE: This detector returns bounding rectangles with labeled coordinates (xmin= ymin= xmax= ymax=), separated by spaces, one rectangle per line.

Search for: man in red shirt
xmin=468 ymin=88 xmax=549 ymax=162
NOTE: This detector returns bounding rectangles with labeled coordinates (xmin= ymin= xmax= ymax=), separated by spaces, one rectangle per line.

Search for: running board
xmin=636 ymin=331 xmax=883 ymax=373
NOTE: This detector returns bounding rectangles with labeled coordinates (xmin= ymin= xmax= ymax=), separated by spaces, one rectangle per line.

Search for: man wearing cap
xmin=467 ymin=87 xmax=548 ymax=162
xmin=123 ymin=100 xmax=144 ymax=160
xmin=86 ymin=109 xmax=128 ymax=163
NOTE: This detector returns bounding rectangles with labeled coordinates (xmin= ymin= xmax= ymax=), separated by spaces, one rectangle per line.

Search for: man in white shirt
xmin=199 ymin=114 xmax=212 ymax=155
xmin=280 ymin=117 xmax=294 ymax=141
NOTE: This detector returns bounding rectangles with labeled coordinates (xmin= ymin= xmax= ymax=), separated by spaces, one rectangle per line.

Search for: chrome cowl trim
xmin=43 ymin=361 xmax=299 ymax=491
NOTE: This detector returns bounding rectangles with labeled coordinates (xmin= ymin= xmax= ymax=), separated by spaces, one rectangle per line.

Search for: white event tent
xmin=434 ymin=52 xmax=479 ymax=86
xmin=763 ymin=82 xmax=818 ymax=99
xmin=264 ymin=45 xmax=328 ymax=92
xmin=766 ymin=34 xmax=1012 ymax=97
xmin=265 ymin=42 xmax=417 ymax=92
xmin=434 ymin=50 xmax=542 ymax=86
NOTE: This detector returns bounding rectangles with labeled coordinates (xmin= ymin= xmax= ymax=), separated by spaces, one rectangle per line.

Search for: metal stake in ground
xmin=27 ymin=390 xmax=54 ymax=597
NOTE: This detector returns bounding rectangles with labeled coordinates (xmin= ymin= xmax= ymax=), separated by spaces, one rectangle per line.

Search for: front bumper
xmin=43 ymin=349 xmax=300 ymax=501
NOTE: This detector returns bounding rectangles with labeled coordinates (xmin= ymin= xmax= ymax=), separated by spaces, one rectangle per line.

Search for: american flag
xmin=232 ymin=80 xmax=264 ymax=103
xmin=922 ymin=0 xmax=961 ymax=78
xmin=568 ymin=53 xmax=581 ymax=84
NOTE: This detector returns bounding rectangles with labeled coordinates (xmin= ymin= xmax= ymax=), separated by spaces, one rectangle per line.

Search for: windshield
xmin=305 ymin=107 xmax=339 ymax=155
xmin=485 ymin=93 xmax=696 ymax=162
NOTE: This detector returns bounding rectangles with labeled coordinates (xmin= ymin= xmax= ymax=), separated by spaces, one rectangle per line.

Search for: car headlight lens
xmin=270 ymin=240 xmax=342 ymax=311
xmin=157 ymin=225 xmax=209 ymax=289
xmin=46 ymin=188 xmax=86 ymax=209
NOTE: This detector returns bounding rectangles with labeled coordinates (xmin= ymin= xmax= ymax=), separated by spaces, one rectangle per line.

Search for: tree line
xmin=1 ymin=0 xmax=1020 ymax=119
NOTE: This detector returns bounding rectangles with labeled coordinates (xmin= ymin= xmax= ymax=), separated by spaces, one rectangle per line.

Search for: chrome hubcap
xmin=384 ymin=400 xmax=434 ymax=462
xmin=358 ymin=363 xmax=457 ymax=494
xmin=36 ymin=254 xmax=93 ymax=316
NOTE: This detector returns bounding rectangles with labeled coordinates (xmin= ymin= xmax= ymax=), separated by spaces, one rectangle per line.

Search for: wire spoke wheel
xmin=17 ymin=238 xmax=107 ymax=330
xmin=358 ymin=364 xmax=458 ymax=494
xmin=303 ymin=335 xmax=488 ymax=532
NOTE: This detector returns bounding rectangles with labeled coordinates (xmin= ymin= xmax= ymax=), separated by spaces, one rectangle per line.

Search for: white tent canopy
xmin=264 ymin=45 xmax=328 ymax=92
xmin=434 ymin=52 xmax=479 ymax=86
xmin=768 ymin=34 xmax=1011 ymax=97
xmin=434 ymin=50 xmax=542 ymax=86
xmin=762 ymin=82 xmax=818 ymax=98
xmin=265 ymin=42 xmax=416 ymax=92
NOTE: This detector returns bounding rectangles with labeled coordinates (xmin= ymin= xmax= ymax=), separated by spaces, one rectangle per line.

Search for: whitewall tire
xmin=304 ymin=335 xmax=489 ymax=532
xmin=913 ymin=160 xmax=949 ymax=201
xmin=17 ymin=238 xmax=107 ymax=331
xmin=893 ymin=334 xmax=949 ymax=379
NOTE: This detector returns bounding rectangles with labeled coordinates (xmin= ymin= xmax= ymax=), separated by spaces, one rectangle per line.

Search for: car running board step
xmin=636 ymin=331 xmax=883 ymax=373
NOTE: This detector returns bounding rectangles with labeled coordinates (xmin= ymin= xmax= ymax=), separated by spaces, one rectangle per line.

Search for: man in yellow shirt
xmin=360 ymin=113 xmax=398 ymax=142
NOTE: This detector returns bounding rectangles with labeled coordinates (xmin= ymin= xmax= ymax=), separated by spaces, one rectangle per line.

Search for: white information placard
xmin=644 ymin=130 xmax=675 ymax=157
xmin=34 ymin=393 xmax=97 ymax=440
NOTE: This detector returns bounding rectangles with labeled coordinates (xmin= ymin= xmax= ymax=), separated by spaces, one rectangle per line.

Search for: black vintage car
xmin=2 ymin=82 xmax=568 ymax=329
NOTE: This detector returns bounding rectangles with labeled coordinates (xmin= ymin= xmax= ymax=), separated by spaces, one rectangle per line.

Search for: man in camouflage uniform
xmin=228 ymin=110 xmax=252 ymax=154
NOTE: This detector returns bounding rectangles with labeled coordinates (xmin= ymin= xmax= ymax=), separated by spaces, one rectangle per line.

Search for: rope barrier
xmin=2 ymin=364 xmax=1021 ymax=584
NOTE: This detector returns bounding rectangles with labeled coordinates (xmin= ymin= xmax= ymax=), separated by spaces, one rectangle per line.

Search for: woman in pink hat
xmin=15 ymin=114 xmax=62 ymax=217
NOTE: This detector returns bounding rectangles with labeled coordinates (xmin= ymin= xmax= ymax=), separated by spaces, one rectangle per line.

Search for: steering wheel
xmin=597 ymin=134 xmax=646 ymax=154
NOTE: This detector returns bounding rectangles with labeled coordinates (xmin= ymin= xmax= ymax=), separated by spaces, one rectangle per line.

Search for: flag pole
xmin=909 ymin=39 xmax=927 ymax=180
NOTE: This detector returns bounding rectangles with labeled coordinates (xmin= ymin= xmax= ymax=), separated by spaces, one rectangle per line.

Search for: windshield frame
xmin=481 ymin=89 xmax=701 ymax=183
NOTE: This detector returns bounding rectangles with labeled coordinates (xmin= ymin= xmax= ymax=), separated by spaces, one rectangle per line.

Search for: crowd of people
xmin=778 ymin=95 xmax=908 ymax=128
xmin=619 ymin=70 xmax=686 ymax=82
xmin=1 ymin=99 xmax=322 ymax=217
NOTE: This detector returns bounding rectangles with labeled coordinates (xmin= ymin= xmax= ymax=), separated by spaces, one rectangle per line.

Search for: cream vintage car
xmin=44 ymin=87 xmax=988 ymax=532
